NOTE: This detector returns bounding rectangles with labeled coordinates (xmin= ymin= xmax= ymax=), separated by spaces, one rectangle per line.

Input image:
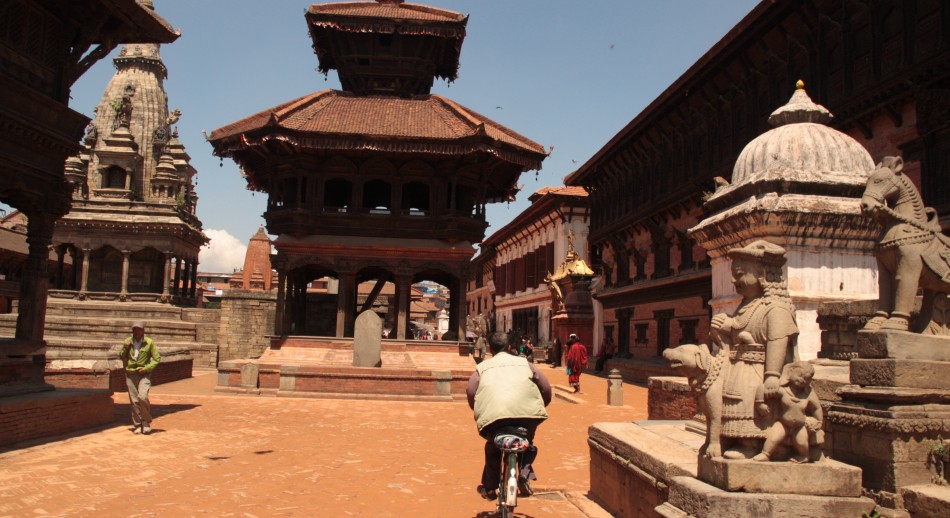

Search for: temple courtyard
xmin=0 ymin=366 xmax=646 ymax=517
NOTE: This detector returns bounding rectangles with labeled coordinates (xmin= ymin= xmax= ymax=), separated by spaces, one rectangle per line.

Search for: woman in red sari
xmin=565 ymin=334 xmax=589 ymax=393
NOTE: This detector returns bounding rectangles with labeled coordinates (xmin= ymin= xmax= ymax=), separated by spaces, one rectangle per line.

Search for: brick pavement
xmin=0 ymin=365 xmax=648 ymax=517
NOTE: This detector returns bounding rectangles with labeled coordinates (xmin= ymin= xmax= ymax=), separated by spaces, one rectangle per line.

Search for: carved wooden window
xmin=104 ymin=166 xmax=126 ymax=189
xmin=525 ymin=250 xmax=537 ymax=289
xmin=678 ymin=318 xmax=699 ymax=345
xmin=324 ymin=178 xmax=352 ymax=211
xmin=494 ymin=264 xmax=506 ymax=297
xmin=362 ymin=179 xmax=391 ymax=213
xmin=634 ymin=323 xmax=649 ymax=348
xmin=402 ymin=181 xmax=429 ymax=215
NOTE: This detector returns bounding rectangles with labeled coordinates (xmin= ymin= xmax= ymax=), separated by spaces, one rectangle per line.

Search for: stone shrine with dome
xmin=689 ymin=81 xmax=881 ymax=358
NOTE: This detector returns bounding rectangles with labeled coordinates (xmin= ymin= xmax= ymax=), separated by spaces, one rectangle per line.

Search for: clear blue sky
xmin=66 ymin=0 xmax=760 ymax=271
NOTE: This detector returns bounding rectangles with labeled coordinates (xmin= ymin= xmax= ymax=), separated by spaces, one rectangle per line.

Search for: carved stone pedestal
xmin=828 ymin=330 xmax=950 ymax=514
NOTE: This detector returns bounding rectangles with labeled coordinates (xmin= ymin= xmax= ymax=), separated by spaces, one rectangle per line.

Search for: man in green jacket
xmin=119 ymin=321 xmax=160 ymax=434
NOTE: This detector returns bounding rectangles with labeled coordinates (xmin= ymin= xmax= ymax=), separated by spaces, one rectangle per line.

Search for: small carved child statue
xmin=753 ymin=361 xmax=823 ymax=463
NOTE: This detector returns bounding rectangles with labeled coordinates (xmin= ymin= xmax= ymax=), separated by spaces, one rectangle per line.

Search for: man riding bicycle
xmin=467 ymin=332 xmax=552 ymax=500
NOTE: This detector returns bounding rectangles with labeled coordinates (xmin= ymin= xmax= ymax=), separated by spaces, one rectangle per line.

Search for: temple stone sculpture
xmin=826 ymin=154 xmax=950 ymax=515
xmin=689 ymin=81 xmax=880 ymax=360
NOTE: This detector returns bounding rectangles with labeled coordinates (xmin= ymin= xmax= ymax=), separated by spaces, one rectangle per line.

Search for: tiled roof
xmin=209 ymin=90 xmax=547 ymax=169
xmin=529 ymin=186 xmax=589 ymax=200
xmin=307 ymin=2 xmax=465 ymax=24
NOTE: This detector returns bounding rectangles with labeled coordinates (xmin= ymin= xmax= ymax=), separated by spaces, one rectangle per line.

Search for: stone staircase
xmin=0 ymin=300 xmax=220 ymax=390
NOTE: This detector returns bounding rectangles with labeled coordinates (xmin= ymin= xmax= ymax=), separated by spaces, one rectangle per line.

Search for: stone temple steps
xmin=0 ymin=301 xmax=219 ymax=368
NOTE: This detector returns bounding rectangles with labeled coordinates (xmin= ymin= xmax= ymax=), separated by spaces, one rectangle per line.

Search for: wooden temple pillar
xmin=394 ymin=273 xmax=411 ymax=340
xmin=275 ymin=268 xmax=287 ymax=335
xmin=336 ymin=271 xmax=356 ymax=338
xmin=161 ymin=252 xmax=173 ymax=302
xmin=15 ymin=211 xmax=56 ymax=343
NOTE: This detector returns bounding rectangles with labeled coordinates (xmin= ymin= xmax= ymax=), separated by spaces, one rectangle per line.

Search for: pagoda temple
xmin=209 ymin=0 xmax=547 ymax=340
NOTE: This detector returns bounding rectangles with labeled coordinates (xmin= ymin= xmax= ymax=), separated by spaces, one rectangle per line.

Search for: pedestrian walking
xmin=119 ymin=321 xmax=161 ymax=434
xmin=565 ymin=334 xmax=588 ymax=393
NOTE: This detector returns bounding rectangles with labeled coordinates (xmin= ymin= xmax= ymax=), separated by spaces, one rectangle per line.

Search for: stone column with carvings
xmin=189 ymin=259 xmax=198 ymax=299
xmin=161 ymin=251 xmax=172 ymax=302
xmin=119 ymin=249 xmax=130 ymax=300
xmin=79 ymin=247 xmax=91 ymax=298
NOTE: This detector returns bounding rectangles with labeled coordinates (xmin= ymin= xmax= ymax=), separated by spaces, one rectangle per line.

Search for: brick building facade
xmin=566 ymin=0 xmax=950 ymax=373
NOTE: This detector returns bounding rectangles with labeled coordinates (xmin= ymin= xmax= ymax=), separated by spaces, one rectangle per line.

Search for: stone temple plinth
xmin=689 ymin=82 xmax=880 ymax=360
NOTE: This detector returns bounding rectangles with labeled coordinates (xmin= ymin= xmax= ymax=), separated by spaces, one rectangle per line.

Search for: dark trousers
xmin=481 ymin=418 xmax=542 ymax=489
xmin=595 ymin=354 xmax=613 ymax=372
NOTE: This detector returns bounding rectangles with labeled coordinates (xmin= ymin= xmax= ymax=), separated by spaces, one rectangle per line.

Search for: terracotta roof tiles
xmin=209 ymin=90 xmax=547 ymax=169
xmin=307 ymin=2 xmax=465 ymax=23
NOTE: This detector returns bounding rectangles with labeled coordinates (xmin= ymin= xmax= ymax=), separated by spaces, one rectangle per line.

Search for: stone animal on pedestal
xmin=860 ymin=156 xmax=950 ymax=332
xmin=663 ymin=343 xmax=727 ymax=458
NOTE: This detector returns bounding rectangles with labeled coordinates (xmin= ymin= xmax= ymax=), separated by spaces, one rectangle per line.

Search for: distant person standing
xmin=565 ymin=334 xmax=589 ymax=393
xmin=119 ymin=321 xmax=161 ymax=435
xmin=594 ymin=335 xmax=617 ymax=373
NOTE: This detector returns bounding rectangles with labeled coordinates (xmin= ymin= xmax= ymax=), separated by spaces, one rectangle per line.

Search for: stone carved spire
xmin=767 ymin=80 xmax=832 ymax=127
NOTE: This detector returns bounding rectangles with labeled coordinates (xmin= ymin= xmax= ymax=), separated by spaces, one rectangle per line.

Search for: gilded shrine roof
xmin=209 ymin=90 xmax=548 ymax=170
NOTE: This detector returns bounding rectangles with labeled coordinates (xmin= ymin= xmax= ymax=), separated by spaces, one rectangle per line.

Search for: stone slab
xmin=589 ymin=421 xmax=703 ymax=482
xmin=901 ymin=484 xmax=950 ymax=518
xmin=857 ymin=330 xmax=950 ymax=361
xmin=353 ymin=310 xmax=382 ymax=368
xmin=851 ymin=359 xmax=950 ymax=389
xmin=697 ymin=456 xmax=863 ymax=497
xmin=665 ymin=475 xmax=875 ymax=518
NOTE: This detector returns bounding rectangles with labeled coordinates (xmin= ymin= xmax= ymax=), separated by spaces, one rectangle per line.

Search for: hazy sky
xmin=65 ymin=0 xmax=760 ymax=272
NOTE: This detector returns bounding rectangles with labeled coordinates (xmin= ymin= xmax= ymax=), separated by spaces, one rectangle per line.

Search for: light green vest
xmin=474 ymin=352 xmax=548 ymax=432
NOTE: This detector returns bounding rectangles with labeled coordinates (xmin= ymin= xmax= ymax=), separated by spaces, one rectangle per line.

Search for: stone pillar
xmin=172 ymin=256 xmax=182 ymax=297
xmin=607 ymin=369 xmax=623 ymax=406
xmin=53 ymin=245 xmax=65 ymax=289
xmin=79 ymin=247 xmax=91 ymax=297
xmin=15 ymin=211 xmax=55 ymax=343
xmin=161 ymin=252 xmax=172 ymax=302
xmin=119 ymin=249 xmax=130 ymax=300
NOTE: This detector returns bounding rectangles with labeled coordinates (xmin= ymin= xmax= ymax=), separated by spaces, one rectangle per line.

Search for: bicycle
xmin=493 ymin=428 xmax=531 ymax=518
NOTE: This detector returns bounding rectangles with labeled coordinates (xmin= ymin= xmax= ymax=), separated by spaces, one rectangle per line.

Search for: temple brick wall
xmin=0 ymin=389 xmax=113 ymax=447
xmin=647 ymin=376 xmax=696 ymax=420
xmin=218 ymin=289 xmax=276 ymax=362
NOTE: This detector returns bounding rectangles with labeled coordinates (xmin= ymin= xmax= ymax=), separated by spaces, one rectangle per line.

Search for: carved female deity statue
xmin=710 ymin=240 xmax=799 ymax=460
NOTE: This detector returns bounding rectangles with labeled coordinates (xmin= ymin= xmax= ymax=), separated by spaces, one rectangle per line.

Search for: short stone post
xmin=607 ymin=368 xmax=623 ymax=406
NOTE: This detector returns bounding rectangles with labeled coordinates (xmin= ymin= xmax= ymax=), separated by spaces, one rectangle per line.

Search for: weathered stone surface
xmin=901 ymin=484 xmax=950 ymax=518
xmin=697 ymin=456 xmax=862 ymax=496
xmin=664 ymin=475 xmax=876 ymax=518
xmin=850 ymin=358 xmax=950 ymax=389
xmin=857 ymin=330 xmax=950 ymax=361
xmin=239 ymin=362 xmax=259 ymax=388
xmin=353 ymin=311 xmax=382 ymax=367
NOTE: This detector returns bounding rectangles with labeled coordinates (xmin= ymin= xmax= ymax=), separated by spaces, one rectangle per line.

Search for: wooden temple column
xmin=189 ymin=259 xmax=198 ymax=299
xmin=161 ymin=252 xmax=172 ymax=302
xmin=616 ymin=307 xmax=632 ymax=357
xmin=447 ymin=276 xmax=464 ymax=340
xmin=119 ymin=249 xmax=130 ymax=301
xmin=336 ymin=271 xmax=356 ymax=338
xmin=15 ymin=211 xmax=56 ymax=343
xmin=394 ymin=273 xmax=411 ymax=340
xmin=275 ymin=268 xmax=287 ymax=335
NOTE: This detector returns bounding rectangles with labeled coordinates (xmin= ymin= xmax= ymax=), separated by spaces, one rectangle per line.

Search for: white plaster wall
xmin=786 ymin=246 xmax=878 ymax=298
